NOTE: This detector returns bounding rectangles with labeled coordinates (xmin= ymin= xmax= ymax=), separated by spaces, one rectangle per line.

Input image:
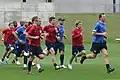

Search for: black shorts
xmin=45 ymin=41 xmax=55 ymax=51
xmin=90 ymin=42 xmax=107 ymax=54
xmin=55 ymin=41 xmax=65 ymax=54
xmin=29 ymin=45 xmax=43 ymax=57
xmin=15 ymin=44 xmax=27 ymax=57
xmin=4 ymin=42 xmax=10 ymax=51
xmin=4 ymin=42 xmax=15 ymax=52
xmin=72 ymin=45 xmax=85 ymax=56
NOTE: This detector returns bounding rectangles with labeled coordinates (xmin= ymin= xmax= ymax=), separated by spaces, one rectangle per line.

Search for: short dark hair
xmin=99 ymin=13 xmax=105 ymax=19
xmin=32 ymin=16 xmax=38 ymax=22
xmin=8 ymin=22 xmax=13 ymax=26
xmin=49 ymin=17 xmax=55 ymax=23
xmin=20 ymin=21 xmax=25 ymax=26
xmin=28 ymin=21 xmax=33 ymax=26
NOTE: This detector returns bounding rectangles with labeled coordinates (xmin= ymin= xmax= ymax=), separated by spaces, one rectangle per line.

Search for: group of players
xmin=0 ymin=13 xmax=115 ymax=74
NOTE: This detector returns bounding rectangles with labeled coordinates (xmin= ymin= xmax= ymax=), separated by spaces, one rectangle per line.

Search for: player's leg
xmin=23 ymin=44 xmax=29 ymax=70
xmin=28 ymin=55 xmax=34 ymax=74
xmin=75 ymin=45 xmax=86 ymax=63
xmin=59 ymin=42 xmax=67 ymax=68
xmin=101 ymin=45 xmax=115 ymax=73
xmin=45 ymin=41 xmax=60 ymax=70
xmin=1 ymin=42 xmax=9 ymax=62
xmin=68 ymin=46 xmax=78 ymax=69
xmin=15 ymin=44 xmax=21 ymax=65
xmin=5 ymin=45 xmax=15 ymax=63
xmin=80 ymin=43 xmax=99 ymax=64
xmin=37 ymin=53 xmax=44 ymax=73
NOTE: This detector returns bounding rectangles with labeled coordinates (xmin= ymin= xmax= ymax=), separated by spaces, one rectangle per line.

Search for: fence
xmin=0 ymin=2 xmax=55 ymax=28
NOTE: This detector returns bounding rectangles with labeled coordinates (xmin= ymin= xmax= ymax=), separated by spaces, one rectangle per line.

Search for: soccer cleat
xmin=38 ymin=68 xmax=44 ymax=73
xmin=28 ymin=72 xmax=32 ymax=75
xmin=5 ymin=57 xmax=9 ymax=64
xmin=80 ymin=55 xmax=86 ymax=64
xmin=55 ymin=65 xmax=60 ymax=70
xmin=68 ymin=64 xmax=72 ymax=70
xmin=0 ymin=59 xmax=3 ymax=65
xmin=23 ymin=64 xmax=27 ymax=70
xmin=107 ymin=68 xmax=115 ymax=74
xmin=60 ymin=65 xmax=67 ymax=69
xmin=16 ymin=61 xmax=21 ymax=65
xmin=12 ymin=60 xmax=15 ymax=64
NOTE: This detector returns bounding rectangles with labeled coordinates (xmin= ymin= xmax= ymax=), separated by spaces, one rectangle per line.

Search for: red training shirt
xmin=72 ymin=27 xmax=83 ymax=46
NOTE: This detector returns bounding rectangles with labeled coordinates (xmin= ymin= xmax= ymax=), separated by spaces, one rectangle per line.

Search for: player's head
xmin=8 ymin=22 xmax=14 ymax=29
xmin=75 ymin=20 xmax=82 ymax=28
xmin=28 ymin=21 xmax=33 ymax=26
xmin=58 ymin=18 xmax=65 ymax=25
xmin=37 ymin=18 xmax=41 ymax=27
xmin=25 ymin=19 xmax=29 ymax=27
xmin=20 ymin=21 xmax=25 ymax=26
xmin=49 ymin=17 xmax=56 ymax=25
xmin=99 ymin=13 xmax=106 ymax=22
xmin=32 ymin=16 xmax=38 ymax=25
xmin=13 ymin=21 xmax=17 ymax=28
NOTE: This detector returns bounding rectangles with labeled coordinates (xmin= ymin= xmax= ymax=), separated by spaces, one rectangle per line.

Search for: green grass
xmin=0 ymin=43 xmax=120 ymax=80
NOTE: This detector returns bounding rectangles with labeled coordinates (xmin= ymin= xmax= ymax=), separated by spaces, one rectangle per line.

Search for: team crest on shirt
xmin=40 ymin=30 xmax=42 ymax=33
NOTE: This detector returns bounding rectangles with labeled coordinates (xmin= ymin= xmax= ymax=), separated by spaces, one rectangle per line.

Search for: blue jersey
xmin=92 ymin=21 xmax=106 ymax=43
xmin=15 ymin=26 xmax=26 ymax=44
xmin=58 ymin=24 xmax=64 ymax=42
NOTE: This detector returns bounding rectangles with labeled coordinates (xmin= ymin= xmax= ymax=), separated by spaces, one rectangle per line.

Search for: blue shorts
xmin=26 ymin=44 xmax=30 ymax=52
xmin=72 ymin=45 xmax=85 ymax=56
xmin=45 ymin=41 xmax=55 ymax=51
xmin=29 ymin=45 xmax=43 ymax=57
xmin=90 ymin=42 xmax=107 ymax=54
xmin=55 ymin=41 xmax=65 ymax=54
xmin=15 ymin=44 xmax=27 ymax=57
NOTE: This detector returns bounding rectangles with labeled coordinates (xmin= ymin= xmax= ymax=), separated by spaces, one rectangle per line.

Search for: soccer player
xmin=54 ymin=18 xmax=67 ymax=68
xmin=27 ymin=17 xmax=44 ymax=74
xmin=13 ymin=21 xmax=28 ymax=69
xmin=68 ymin=20 xmax=86 ymax=69
xmin=43 ymin=17 xmax=60 ymax=70
xmin=80 ymin=13 xmax=115 ymax=73
xmin=0 ymin=22 xmax=15 ymax=63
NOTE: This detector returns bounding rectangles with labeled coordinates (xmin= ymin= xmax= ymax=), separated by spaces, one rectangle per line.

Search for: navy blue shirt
xmin=92 ymin=21 xmax=106 ymax=43
xmin=15 ymin=26 xmax=26 ymax=44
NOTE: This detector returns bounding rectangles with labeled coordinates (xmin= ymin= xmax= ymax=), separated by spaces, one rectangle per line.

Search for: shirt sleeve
xmin=2 ymin=29 xmax=8 ymax=34
xmin=93 ymin=24 xmax=100 ymax=32
xmin=28 ymin=27 xmax=34 ymax=35
xmin=15 ymin=27 xmax=23 ymax=34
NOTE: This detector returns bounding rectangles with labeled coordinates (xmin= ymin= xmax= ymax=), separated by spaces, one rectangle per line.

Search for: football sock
xmin=60 ymin=54 xmax=64 ymax=65
xmin=24 ymin=56 xmax=28 ymax=65
xmin=106 ymin=64 xmax=110 ymax=70
xmin=28 ymin=61 xmax=32 ymax=72
xmin=53 ymin=63 xmax=57 ymax=67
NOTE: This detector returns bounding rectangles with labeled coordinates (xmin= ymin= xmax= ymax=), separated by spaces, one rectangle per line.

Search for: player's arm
xmin=26 ymin=28 xmax=39 ymax=39
xmin=12 ymin=27 xmax=24 ymax=43
xmin=92 ymin=24 xmax=107 ymax=37
xmin=1 ymin=32 xmax=5 ymax=41
xmin=72 ymin=30 xmax=81 ymax=39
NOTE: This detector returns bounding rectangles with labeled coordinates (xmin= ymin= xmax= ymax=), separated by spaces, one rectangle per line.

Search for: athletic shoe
xmin=68 ymin=64 xmax=72 ymax=70
xmin=60 ymin=65 xmax=67 ymax=69
xmin=107 ymin=68 xmax=115 ymax=74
